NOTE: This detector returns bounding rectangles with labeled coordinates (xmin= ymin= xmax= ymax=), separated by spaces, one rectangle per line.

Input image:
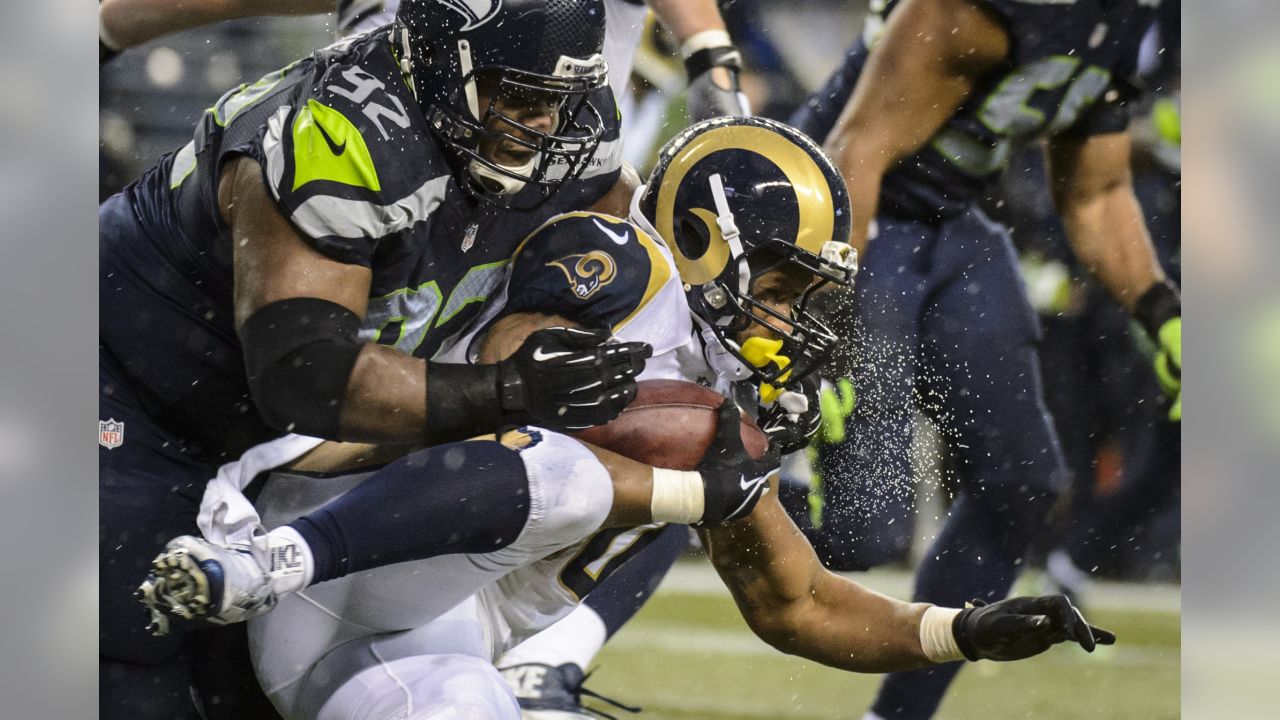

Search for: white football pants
xmin=249 ymin=431 xmax=614 ymax=719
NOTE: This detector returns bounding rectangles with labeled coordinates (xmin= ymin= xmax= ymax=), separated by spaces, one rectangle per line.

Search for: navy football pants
xmin=100 ymin=359 xmax=280 ymax=720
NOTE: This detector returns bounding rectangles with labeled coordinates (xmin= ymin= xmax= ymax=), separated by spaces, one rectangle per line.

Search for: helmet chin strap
xmin=468 ymin=156 xmax=536 ymax=195
xmin=691 ymin=313 xmax=755 ymax=383
xmin=395 ymin=24 xmax=417 ymax=99
xmin=708 ymin=173 xmax=750 ymax=297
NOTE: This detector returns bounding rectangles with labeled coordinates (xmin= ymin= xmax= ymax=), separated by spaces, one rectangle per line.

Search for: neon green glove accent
xmin=1154 ymin=317 xmax=1181 ymax=421
xmin=1152 ymin=97 xmax=1181 ymax=147
xmin=818 ymin=378 xmax=856 ymax=443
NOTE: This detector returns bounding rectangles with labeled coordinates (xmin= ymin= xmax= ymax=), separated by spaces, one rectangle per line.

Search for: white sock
xmin=498 ymin=604 xmax=608 ymax=671
xmin=861 ymin=712 xmax=888 ymax=720
xmin=263 ymin=525 xmax=314 ymax=592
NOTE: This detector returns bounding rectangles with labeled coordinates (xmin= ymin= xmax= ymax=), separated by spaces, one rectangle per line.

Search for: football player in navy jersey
xmin=98 ymin=2 xmax=656 ymax=718
xmin=786 ymin=1 xmax=1180 ymax=718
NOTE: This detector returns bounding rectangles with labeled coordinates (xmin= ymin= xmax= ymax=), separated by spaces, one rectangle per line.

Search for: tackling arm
xmin=99 ymin=0 xmax=331 ymax=60
xmin=222 ymin=156 xmax=429 ymax=443
xmin=222 ymin=159 xmax=646 ymax=443
xmin=822 ymin=0 xmax=1009 ymax=251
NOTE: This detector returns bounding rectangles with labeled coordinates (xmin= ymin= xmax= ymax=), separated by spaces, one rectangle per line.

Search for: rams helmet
xmin=639 ymin=116 xmax=858 ymax=388
xmin=395 ymin=0 xmax=609 ymax=207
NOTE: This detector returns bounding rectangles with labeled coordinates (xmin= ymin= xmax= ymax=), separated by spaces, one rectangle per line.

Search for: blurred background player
xmin=98 ymin=1 xmax=653 ymax=718
xmin=784 ymin=0 xmax=1182 ymax=718
xmin=997 ymin=0 xmax=1182 ymax=599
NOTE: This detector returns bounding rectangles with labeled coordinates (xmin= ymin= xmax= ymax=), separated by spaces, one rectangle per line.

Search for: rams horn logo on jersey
xmin=548 ymin=251 xmax=617 ymax=300
xmin=437 ymin=0 xmax=503 ymax=31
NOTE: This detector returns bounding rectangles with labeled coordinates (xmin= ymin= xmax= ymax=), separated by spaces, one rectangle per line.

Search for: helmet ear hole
xmin=677 ymin=216 xmax=711 ymax=260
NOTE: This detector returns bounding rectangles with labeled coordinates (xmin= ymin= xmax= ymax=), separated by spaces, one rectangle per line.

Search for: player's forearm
xmin=1058 ymin=182 xmax=1166 ymax=312
xmin=821 ymin=0 xmax=1007 ymax=250
xmin=100 ymin=0 xmax=331 ymax=51
xmin=646 ymin=0 xmax=727 ymax=45
xmin=773 ymin=573 xmax=935 ymax=673
xmin=828 ymin=144 xmax=887 ymax=252
xmin=704 ymin=506 xmax=934 ymax=671
xmin=336 ymin=342 xmax=431 ymax=443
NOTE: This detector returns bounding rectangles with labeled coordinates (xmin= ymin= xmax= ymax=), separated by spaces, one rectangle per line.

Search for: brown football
xmin=571 ymin=379 xmax=769 ymax=470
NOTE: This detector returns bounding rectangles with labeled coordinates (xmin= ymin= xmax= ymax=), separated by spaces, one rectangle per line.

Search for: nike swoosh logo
xmin=593 ymin=218 xmax=630 ymax=246
xmin=531 ymin=346 xmax=574 ymax=362
xmin=739 ymin=474 xmax=767 ymax=492
xmin=315 ymin=120 xmax=346 ymax=157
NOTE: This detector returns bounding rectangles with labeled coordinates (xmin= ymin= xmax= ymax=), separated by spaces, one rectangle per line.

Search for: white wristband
xmin=650 ymin=468 xmax=705 ymax=524
xmin=680 ymin=29 xmax=733 ymax=59
xmin=919 ymin=606 xmax=965 ymax=663
xmin=100 ymin=5 xmax=124 ymax=52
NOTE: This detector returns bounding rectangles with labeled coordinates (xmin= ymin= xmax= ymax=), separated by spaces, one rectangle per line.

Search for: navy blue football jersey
xmin=99 ymin=28 xmax=622 ymax=460
xmin=793 ymin=0 xmax=1158 ymax=219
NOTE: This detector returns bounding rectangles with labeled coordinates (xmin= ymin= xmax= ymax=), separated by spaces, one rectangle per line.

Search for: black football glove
xmin=684 ymin=45 xmax=749 ymax=121
xmin=952 ymin=595 xmax=1116 ymax=662
xmin=498 ymin=327 xmax=651 ymax=431
xmin=759 ymin=375 xmax=822 ymax=455
xmin=696 ymin=399 xmax=779 ymax=526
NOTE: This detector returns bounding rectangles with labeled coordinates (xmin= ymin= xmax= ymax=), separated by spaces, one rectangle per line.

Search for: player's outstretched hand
xmin=953 ymin=595 xmax=1116 ymax=662
xmin=500 ymin=327 xmax=651 ymax=431
xmin=760 ymin=375 xmax=822 ymax=455
xmin=696 ymin=399 xmax=779 ymax=526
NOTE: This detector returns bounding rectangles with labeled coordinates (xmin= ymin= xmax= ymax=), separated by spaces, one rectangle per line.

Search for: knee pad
xmin=515 ymin=430 xmax=614 ymax=555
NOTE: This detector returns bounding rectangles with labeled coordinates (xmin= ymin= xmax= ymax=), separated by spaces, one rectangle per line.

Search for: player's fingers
xmin=547 ymin=326 xmax=611 ymax=350
xmin=711 ymin=398 xmax=745 ymax=451
xmin=1090 ymin=625 xmax=1117 ymax=646
xmin=602 ymin=341 xmax=651 ymax=377
xmin=1039 ymin=595 xmax=1095 ymax=652
xmin=1067 ymin=604 xmax=1097 ymax=652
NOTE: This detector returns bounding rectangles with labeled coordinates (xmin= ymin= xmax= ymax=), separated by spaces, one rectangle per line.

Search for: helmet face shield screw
xmin=703 ymin=285 xmax=729 ymax=309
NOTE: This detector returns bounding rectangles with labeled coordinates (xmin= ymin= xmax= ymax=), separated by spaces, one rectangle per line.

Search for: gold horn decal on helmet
xmin=655 ymin=125 xmax=837 ymax=278
xmin=547 ymin=251 xmax=618 ymax=300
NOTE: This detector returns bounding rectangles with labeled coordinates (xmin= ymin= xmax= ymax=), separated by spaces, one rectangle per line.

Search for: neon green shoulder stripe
xmin=291 ymin=99 xmax=381 ymax=192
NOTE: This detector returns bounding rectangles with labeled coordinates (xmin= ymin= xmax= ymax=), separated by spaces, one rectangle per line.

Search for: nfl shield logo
xmin=461 ymin=222 xmax=478 ymax=253
xmin=99 ymin=419 xmax=125 ymax=449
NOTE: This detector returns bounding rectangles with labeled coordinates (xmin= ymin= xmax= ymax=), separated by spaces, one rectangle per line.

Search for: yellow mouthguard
xmin=740 ymin=336 xmax=792 ymax=404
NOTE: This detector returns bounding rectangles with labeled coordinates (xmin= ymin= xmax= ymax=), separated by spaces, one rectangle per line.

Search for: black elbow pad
xmin=240 ymin=298 xmax=364 ymax=438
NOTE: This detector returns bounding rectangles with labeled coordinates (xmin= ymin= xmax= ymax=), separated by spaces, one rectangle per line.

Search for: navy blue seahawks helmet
xmin=639 ymin=116 xmax=858 ymax=387
xmin=395 ymin=0 xmax=609 ymax=206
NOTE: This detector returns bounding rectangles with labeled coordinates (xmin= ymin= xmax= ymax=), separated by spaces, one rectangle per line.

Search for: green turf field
xmin=589 ymin=562 xmax=1180 ymax=720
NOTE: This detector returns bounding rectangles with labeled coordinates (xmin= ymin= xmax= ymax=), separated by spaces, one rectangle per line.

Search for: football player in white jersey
xmin=99 ymin=0 xmax=748 ymax=120
xmin=142 ymin=118 xmax=1113 ymax=720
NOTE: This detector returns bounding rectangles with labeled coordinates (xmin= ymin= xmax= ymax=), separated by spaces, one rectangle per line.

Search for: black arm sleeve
xmin=240 ymin=298 xmax=364 ymax=439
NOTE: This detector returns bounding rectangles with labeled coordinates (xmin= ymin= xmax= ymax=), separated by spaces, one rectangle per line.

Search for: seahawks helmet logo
xmin=548 ymin=251 xmax=617 ymax=300
xmin=437 ymin=0 xmax=502 ymax=30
